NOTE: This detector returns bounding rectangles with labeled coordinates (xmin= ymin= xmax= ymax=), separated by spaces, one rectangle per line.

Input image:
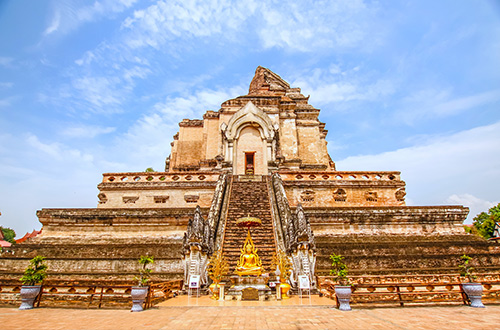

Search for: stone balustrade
xmin=101 ymin=172 xmax=220 ymax=184
xmin=278 ymin=171 xmax=402 ymax=181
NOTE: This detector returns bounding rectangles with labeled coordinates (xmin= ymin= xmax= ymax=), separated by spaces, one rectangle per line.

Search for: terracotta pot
xmin=462 ymin=283 xmax=485 ymax=308
xmin=334 ymin=285 xmax=352 ymax=311
xmin=131 ymin=286 xmax=149 ymax=312
xmin=19 ymin=285 xmax=41 ymax=310
xmin=209 ymin=282 xmax=220 ymax=300
xmin=280 ymin=280 xmax=291 ymax=299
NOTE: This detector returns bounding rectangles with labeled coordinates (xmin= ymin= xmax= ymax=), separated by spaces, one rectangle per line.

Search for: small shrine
xmin=228 ymin=216 xmax=271 ymax=300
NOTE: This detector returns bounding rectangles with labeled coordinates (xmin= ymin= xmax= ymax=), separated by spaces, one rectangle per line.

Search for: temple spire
xmin=248 ymin=66 xmax=290 ymax=95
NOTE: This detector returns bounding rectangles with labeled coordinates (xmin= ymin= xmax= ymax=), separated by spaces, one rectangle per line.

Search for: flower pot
xmin=209 ymin=282 xmax=220 ymax=300
xmin=131 ymin=286 xmax=149 ymax=312
xmin=334 ymin=285 xmax=352 ymax=311
xmin=462 ymin=283 xmax=485 ymax=308
xmin=19 ymin=285 xmax=41 ymax=310
xmin=280 ymin=280 xmax=291 ymax=299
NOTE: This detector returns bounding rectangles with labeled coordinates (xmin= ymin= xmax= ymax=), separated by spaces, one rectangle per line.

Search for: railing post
xmin=396 ymin=285 xmax=404 ymax=307
xmin=98 ymin=287 xmax=104 ymax=308
xmin=35 ymin=285 xmax=44 ymax=307
xmin=88 ymin=286 xmax=96 ymax=308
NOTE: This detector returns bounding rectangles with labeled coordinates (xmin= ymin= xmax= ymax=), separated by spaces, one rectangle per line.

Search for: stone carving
xmin=300 ymin=190 xmax=315 ymax=202
xmin=97 ymin=193 xmax=107 ymax=204
xmin=182 ymin=206 xmax=214 ymax=288
xmin=395 ymin=188 xmax=406 ymax=202
xmin=153 ymin=196 xmax=169 ymax=203
xmin=209 ymin=174 xmax=229 ymax=252
xmin=184 ymin=195 xmax=200 ymax=203
xmin=122 ymin=196 xmax=139 ymax=204
xmin=271 ymin=173 xmax=292 ymax=252
xmin=365 ymin=191 xmax=378 ymax=202
xmin=288 ymin=204 xmax=316 ymax=288
xmin=333 ymin=189 xmax=347 ymax=202
xmin=270 ymin=173 xmax=316 ymax=289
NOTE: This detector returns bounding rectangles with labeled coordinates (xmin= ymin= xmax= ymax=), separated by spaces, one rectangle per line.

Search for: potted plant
xmin=19 ymin=255 xmax=48 ymax=310
xmin=131 ymin=255 xmax=154 ymax=312
xmin=207 ymin=250 xmax=229 ymax=300
xmin=271 ymin=250 xmax=292 ymax=299
xmin=459 ymin=254 xmax=485 ymax=308
xmin=330 ymin=253 xmax=351 ymax=311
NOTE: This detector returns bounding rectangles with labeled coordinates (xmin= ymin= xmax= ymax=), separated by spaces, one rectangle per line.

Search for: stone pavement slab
xmin=1 ymin=304 xmax=499 ymax=330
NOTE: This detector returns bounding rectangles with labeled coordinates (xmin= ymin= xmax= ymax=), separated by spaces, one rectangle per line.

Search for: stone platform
xmin=227 ymin=276 xmax=271 ymax=301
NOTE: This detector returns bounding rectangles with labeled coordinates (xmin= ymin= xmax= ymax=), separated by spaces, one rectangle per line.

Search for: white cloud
xmin=336 ymin=121 xmax=500 ymax=222
xmin=121 ymin=0 xmax=257 ymax=49
xmin=0 ymin=98 xmax=10 ymax=107
xmin=61 ymin=125 xmax=116 ymax=138
xmin=71 ymin=76 xmax=124 ymax=111
xmin=0 ymin=57 xmax=14 ymax=67
xmin=0 ymin=82 xmax=14 ymax=89
xmin=114 ymin=84 xmax=245 ymax=171
xmin=26 ymin=134 xmax=94 ymax=163
xmin=397 ymin=89 xmax=500 ymax=124
xmin=43 ymin=0 xmax=138 ymax=37
xmin=44 ymin=9 xmax=61 ymax=35
xmin=0 ymin=96 xmax=17 ymax=108
xmin=119 ymin=0 xmax=379 ymax=53
xmin=292 ymin=66 xmax=395 ymax=106
xmin=446 ymin=194 xmax=496 ymax=222
xmin=122 ymin=65 xmax=152 ymax=83
xmin=258 ymin=0 xmax=379 ymax=52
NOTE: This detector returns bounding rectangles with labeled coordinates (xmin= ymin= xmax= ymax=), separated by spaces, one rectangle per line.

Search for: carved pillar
xmin=290 ymin=204 xmax=316 ymax=288
xmin=182 ymin=206 xmax=213 ymax=289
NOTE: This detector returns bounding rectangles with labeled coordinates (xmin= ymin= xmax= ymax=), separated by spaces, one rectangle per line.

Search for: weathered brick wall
xmin=0 ymin=239 xmax=185 ymax=283
xmin=282 ymin=171 xmax=406 ymax=208
xmin=314 ymin=234 xmax=500 ymax=276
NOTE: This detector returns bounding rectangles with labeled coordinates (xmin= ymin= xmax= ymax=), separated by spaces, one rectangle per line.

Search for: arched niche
xmin=222 ymin=102 xmax=277 ymax=175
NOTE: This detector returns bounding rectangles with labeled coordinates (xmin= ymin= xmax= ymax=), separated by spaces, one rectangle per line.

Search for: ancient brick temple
xmin=1 ymin=67 xmax=499 ymax=286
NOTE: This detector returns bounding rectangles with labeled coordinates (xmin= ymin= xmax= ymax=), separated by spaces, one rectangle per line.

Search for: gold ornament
xmin=207 ymin=250 xmax=229 ymax=299
xmin=272 ymin=250 xmax=292 ymax=298
xmin=235 ymin=230 xmax=264 ymax=276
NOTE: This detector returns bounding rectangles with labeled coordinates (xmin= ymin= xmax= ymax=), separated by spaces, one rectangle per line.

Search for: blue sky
xmin=0 ymin=0 xmax=499 ymax=237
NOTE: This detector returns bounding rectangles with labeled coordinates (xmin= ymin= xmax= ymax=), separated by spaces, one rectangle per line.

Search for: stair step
xmin=221 ymin=177 xmax=276 ymax=268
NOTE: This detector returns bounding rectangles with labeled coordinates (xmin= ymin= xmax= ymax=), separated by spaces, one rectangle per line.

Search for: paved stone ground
xmin=1 ymin=304 xmax=499 ymax=330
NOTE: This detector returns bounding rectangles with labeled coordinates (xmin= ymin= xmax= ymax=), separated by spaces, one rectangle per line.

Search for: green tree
xmin=472 ymin=202 xmax=500 ymax=239
xmin=329 ymin=253 xmax=350 ymax=286
xmin=135 ymin=255 xmax=154 ymax=287
xmin=0 ymin=226 xmax=16 ymax=244
xmin=145 ymin=167 xmax=155 ymax=172
xmin=20 ymin=256 xmax=48 ymax=285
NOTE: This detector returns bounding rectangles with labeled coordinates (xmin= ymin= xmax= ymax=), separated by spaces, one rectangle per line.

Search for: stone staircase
xmin=221 ymin=175 xmax=277 ymax=273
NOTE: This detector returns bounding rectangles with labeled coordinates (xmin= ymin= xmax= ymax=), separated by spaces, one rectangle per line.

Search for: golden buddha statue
xmin=235 ymin=230 xmax=264 ymax=276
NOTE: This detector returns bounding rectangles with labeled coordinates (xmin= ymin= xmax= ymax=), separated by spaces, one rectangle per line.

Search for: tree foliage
xmin=145 ymin=167 xmax=155 ymax=172
xmin=472 ymin=202 xmax=500 ymax=239
xmin=20 ymin=256 xmax=48 ymax=285
xmin=136 ymin=255 xmax=154 ymax=287
xmin=0 ymin=226 xmax=16 ymax=244
xmin=458 ymin=254 xmax=477 ymax=282
xmin=329 ymin=253 xmax=350 ymax=286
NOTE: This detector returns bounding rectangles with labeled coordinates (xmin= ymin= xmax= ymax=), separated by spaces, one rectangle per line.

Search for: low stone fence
xmin=318 ymin=274 xmax=500 ymax=307
xmin=145 ymin=280 xmax=183 ymax=309
xmin=0 ymin=280 xmax=183 ymax=309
